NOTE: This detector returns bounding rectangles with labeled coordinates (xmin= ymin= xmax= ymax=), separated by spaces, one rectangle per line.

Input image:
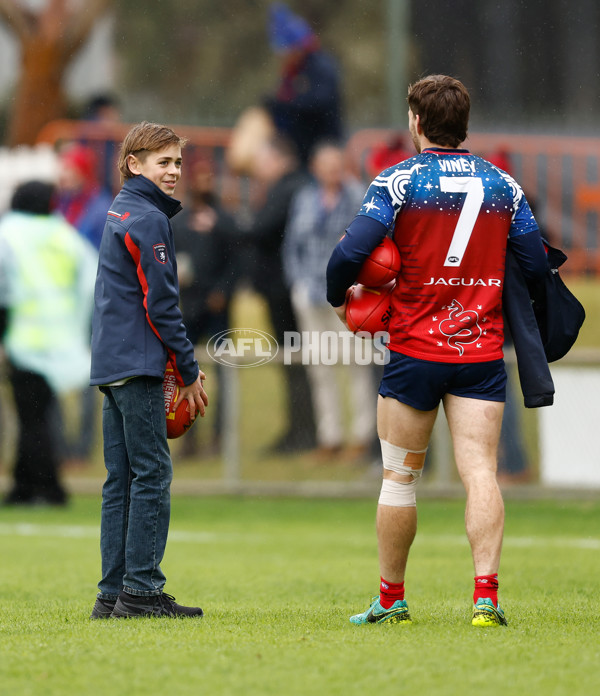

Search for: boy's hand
xmin=175 ymin=372 xmax=209 ymax=419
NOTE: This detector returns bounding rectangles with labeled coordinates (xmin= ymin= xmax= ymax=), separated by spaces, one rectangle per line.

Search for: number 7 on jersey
xmin=440 ymin=176 xmax=484 ymax=267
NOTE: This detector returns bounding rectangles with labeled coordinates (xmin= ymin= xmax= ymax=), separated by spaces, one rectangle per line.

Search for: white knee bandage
xmin=380 ymin=439 xmax=427 ymax=480
xmin=379 ymin=478 xmax=418 ymax=507
xmin=378 ymin=439 xmax=428 ymax=508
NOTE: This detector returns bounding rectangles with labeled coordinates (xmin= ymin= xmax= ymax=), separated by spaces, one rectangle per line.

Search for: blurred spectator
xmin=82 ymin=93 xmax=122 ymax=192
xmin=0 ymin=181 xmax=97 ymax=505
xmin=172 ymin=157 xmax=238 ymax=456
xmin=226 ymin=106 xmax=276 ymax=178
xmin=497 ymin=365 xmax=531 ymax=484
xmin=264 ymin=3 xmax=342 ymax=166
xmin=283 ymin=143 xmax=377 ymax=458
xmin=243 ymin=134 xmax=316 ymax=453
xmin=365 ymin=133 xmax=414 ymax=179
xmin=487 ymin=147 xmax=512 ymax=174
xmin=83 ymin=93 xmax=121 ymax=124
xmin=55 ymin=143 xmax=112 ymax=466
xmin=56 ymin=143 xmax=113 ymax=250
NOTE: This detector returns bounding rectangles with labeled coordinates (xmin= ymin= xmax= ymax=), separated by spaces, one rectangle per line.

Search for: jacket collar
xmin=123 ymin=175 xmax=182 ymax=219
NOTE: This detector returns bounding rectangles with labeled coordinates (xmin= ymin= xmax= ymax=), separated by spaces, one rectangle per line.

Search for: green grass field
xmin=1 ymin=496 xmax=599 ymax=696
xmin=0 ymin=282 xmax=598 ymax=695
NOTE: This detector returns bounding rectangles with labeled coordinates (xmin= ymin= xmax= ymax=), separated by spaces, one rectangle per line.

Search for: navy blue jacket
xmin=265 ymin=49 xmax=342 ymax=164
xmin=90 ymin=175 xmax=199 ymax=387
xmin=504 ymin=242 xmax=585 ymax=407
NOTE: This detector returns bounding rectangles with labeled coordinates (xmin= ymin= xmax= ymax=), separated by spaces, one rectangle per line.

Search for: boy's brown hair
xmin=407 ymin=75 xmax=470 ymax=148
xmin=118 ymin=121 xmax=188 ymax=184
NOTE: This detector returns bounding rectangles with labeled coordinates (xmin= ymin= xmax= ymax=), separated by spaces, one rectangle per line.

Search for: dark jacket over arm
xmin=503 ymin=241 xmax=585 ymax=407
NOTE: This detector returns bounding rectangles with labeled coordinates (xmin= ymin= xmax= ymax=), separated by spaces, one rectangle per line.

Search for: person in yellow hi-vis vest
xmin=0 ymin=180 xmax=97 ymax=505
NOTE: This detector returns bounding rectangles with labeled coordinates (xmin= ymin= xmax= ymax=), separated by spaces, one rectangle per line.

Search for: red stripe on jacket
xmin=123 ymin=232 xmax=185 ymax=385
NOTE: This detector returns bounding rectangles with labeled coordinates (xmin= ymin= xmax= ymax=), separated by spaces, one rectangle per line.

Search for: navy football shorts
xmin=379 ymin=350 xmax=507 ymax=412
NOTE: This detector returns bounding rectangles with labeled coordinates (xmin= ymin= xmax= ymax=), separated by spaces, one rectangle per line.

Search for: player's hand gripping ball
xmin=345 ymin=281 xmax=394 ymax=336
xmin=356 ymin=236 xmax=401 ymax=287
xmin=163 ymin=361 xmax=195 ymax=439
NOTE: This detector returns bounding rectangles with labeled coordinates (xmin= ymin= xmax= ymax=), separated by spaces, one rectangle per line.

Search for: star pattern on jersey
xmin=496 ymin=167 xmax=525 ymax=215
xmin=363 ymin=196 xmax=380 ymax=214
xmin=352 ymin=150 xmax=537 ymax=362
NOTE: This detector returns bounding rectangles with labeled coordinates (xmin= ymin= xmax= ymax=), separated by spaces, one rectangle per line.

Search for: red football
xmin=357 ymin=237 xmax=401 ymax=287
xmin=346 ymin=282 xmax=395 ymax=336
xmin=163 ymin=361 xmax=195 ymax=439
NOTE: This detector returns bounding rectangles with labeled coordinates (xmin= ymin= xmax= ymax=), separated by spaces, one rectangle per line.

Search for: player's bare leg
xmin=376 ymin=396 xmax=438 ymax=582
xmin=349 ymin=396 xmax=437 ymax=624
xmin=443 ymin=394 xmax=508 ymax=626
xmin=443 ymin=394 xmax=504 ymax=574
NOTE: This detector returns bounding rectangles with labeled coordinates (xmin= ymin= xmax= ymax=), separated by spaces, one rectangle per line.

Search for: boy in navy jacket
xmin=90 ymin=122 xmax=208 ymax=619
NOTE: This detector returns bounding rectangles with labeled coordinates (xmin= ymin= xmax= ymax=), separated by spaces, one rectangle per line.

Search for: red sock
xmin=473 ymin=573 xmax=499 ymax=606
xmin=379 ymin=577 xmax=405 ymax=609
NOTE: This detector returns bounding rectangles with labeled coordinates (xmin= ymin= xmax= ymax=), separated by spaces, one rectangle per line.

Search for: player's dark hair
xmin=118 ymin=121 xmax=188 ymax=184
xmin=407 ymin=75 xmax=470 ymax=148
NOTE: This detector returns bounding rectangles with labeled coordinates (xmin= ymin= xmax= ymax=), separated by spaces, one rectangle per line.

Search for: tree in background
xmin=0 ymin=0 xmax=112 ymax=146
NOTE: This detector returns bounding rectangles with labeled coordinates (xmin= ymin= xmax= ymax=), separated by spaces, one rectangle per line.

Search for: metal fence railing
xmin=34 ymin=119 xmax=600 ymax=274
xmin=346 ymin=128 xmax=600 ymax=275
xmin=1 ymin=120 xmax=590 ymax=497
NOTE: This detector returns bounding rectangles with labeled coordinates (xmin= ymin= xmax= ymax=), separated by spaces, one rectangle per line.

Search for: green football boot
xmin=350 ymin=596 xmax=412 ymax=625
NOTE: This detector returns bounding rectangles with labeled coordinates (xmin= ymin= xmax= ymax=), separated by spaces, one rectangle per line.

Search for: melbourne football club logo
xmin=153 ymin=243 xmax=168 ymax=264
xmin=437 ymin=299 xmax=483 ymax=355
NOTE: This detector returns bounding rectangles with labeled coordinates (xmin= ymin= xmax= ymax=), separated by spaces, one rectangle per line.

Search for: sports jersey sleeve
xmin=326 ymin=215 xmax=388 ymax=306
xmin=500 ymin=172 xmax=547 ymax=279
xmin=503 ymin=171 xmax=539 ymax=238
xmin=326 ymin=164 xmax=415 ymax=307
xmin=125 ymin=212 xmax=198 ymax=386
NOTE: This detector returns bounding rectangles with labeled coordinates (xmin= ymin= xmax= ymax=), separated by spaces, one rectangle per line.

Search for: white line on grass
xmin=0 ymin=523 xmax=599 ymax=549
xmin=0 ymin=523 xmax=217 ymax=542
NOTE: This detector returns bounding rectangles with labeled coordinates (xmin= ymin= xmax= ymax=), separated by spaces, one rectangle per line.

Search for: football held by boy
xmin=89 ymin=122 xmax=208 ymax=619
xmin=327 ymin=75 xmax=549 ymax=627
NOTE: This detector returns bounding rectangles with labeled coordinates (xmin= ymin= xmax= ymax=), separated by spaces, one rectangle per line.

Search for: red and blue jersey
xmin=332 ymin=148 xmax=540 ymax=363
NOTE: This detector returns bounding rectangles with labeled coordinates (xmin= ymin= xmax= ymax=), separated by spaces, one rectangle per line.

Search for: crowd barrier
xmin=1 ymin=119 xmax=597 ymax=497
xmin=34 ymin=119 xmax=600 ymax=275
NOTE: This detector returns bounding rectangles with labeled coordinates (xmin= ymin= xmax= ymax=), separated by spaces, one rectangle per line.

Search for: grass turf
xmin=1 ymin=496 xmax=599 ymax=696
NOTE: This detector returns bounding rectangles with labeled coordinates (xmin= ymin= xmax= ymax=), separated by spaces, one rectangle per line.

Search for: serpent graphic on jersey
xmin=437 ymin=299 xmax=482 ymax=356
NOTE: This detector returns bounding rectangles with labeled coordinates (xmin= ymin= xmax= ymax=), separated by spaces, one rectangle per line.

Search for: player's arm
xmin=327 ymin=169 xmax=399 ymax=324
xmin=506 ymin=191 xmax=548 ymax=281
xmin=507 ymin=229 xmax=548 ymax=281
xmin=326 ymin=215 xmax=389 ymax=328
xmin=505 ymin=181 xmax=549 ymax=281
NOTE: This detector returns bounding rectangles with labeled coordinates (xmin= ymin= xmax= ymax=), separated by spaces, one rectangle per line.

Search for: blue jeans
xmin=97 ymin=377 xmax=172 ymax=599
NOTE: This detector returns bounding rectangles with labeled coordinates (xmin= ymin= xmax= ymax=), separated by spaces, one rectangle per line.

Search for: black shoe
xmin=90 ymin=597 xmax=117 ymax=619
xmin=111 ymin=591 xmax=204 ymax=618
